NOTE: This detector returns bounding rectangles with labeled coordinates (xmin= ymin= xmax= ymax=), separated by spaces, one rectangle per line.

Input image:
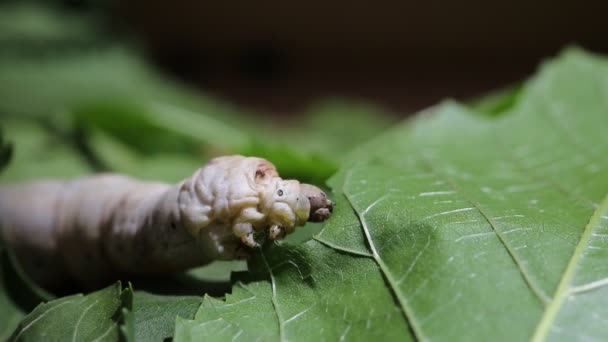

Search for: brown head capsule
xmin=300 ymin=184 xmax=334 ymax=222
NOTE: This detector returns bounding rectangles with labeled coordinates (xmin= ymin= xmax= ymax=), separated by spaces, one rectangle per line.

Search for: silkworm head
xmin=260 ymin=179 xmax=310 ymax=229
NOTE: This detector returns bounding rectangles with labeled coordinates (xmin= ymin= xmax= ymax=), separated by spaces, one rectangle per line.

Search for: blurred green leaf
xmin=0 ymin=45 xmax=338 ymax=183
xmin=132 ymin=292 xmax=200 ymax=342
xmin=0 ymin=240 xmax=55 ymax=340
xmin=468 ymin=83 xmax=523 ymax=116
xmin=9 ymin=282 xmax=127 ymax=341
xmin=0 ymin=1 xmax=396 ymax=185
xmin=0 ymin=2 xmax=107 ymax=58
xmin=280 ymin=100 xmax=396 ymax=158
xmin=1 ymin=119 xmax=92 ymax=181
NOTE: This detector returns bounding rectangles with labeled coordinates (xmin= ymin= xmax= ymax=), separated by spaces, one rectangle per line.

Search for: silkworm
xmin=0 ymin=155 xmax=334 ymax=288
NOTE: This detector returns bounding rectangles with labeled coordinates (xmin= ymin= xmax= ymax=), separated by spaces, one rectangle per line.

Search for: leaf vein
xmin=532 ymin=193 xmax=608 ymax=341
xmin=313 ymin=236 xmax=373 ymax=258
xmin=344 ymin=171 xmax=427 ymax=341
xmin=260 ymin=251 xmax=285 ymax=341
xmin=72 ymin=299 xmax=100 ymax=342
xmin=420 ymin=157 xmax=551 ymax=306
xmin=13 ymin=299 xmax=78 ymax=340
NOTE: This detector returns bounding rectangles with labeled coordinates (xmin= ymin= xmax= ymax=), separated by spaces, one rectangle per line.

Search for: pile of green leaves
xmin=2 ymin=3 xmax=608 ymax=342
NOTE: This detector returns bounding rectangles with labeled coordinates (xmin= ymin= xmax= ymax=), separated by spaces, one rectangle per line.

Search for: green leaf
xmin=0 ymin=45 xmax=340 ymax=183
xmin=175 ymin=48 xmax=608 ymax=341
xmin=120 ymin=262 xmax=248 ymax=342
xmin=467 ymin=83 xmax=523 ymax=116
xmin=279 ymin=100 xmax=397 ymax=159
xmin=0 ymin=119 xmax=91 ymax=182
xmin=0 ymin=240 xmax=54 ymax=340
xmin=119 ymin=284 xmax=135 ymax=342
xmin=0 ymin=2 xmax=107 ymax=59
xmin=132 ymin=292 xmax=200 ymax=342
xmin=174 ymin=281 xmax=278 ymax=341
xmin=0 ymin=2 xmax=392 ymax=184
xmin=9 ymin=282 xmax=126 ymax=341
xmin=0 ymin=133 xmax=55 ymax=339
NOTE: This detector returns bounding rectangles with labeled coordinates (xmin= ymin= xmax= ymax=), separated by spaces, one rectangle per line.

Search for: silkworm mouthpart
xmin=309 ymin=207 xmax=330 ymax=222
xmin=269 ymin=225 xmax=286 ymax=240
xmin=300 ymin=183 xmax=334 ymax=223
xmin=308 ymin=198 xmax=334 ymax=222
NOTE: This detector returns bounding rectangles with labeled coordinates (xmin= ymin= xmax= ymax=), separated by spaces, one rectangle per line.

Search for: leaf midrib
xmin=13 ymin=298 xmax=78 ymax=340
xmin=531 ymin=192 xmax=608 ymax=341
xmin=344 ymin=169 xmax=426 ymax=342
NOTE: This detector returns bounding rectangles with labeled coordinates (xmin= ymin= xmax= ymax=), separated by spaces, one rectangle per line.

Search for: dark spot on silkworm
xmin=278 ymin=189 xmax=284 ymax=196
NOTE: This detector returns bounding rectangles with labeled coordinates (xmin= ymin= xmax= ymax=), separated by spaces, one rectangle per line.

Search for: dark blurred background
xmin=116 ymin=0 xmax=608 ymax=116
xmin=3 ymin=0 xmax=608 ymax=117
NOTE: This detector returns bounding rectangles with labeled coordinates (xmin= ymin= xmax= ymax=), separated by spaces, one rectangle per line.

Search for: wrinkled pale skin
xmin=0 ymin=155 xmax=333 ymax=288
